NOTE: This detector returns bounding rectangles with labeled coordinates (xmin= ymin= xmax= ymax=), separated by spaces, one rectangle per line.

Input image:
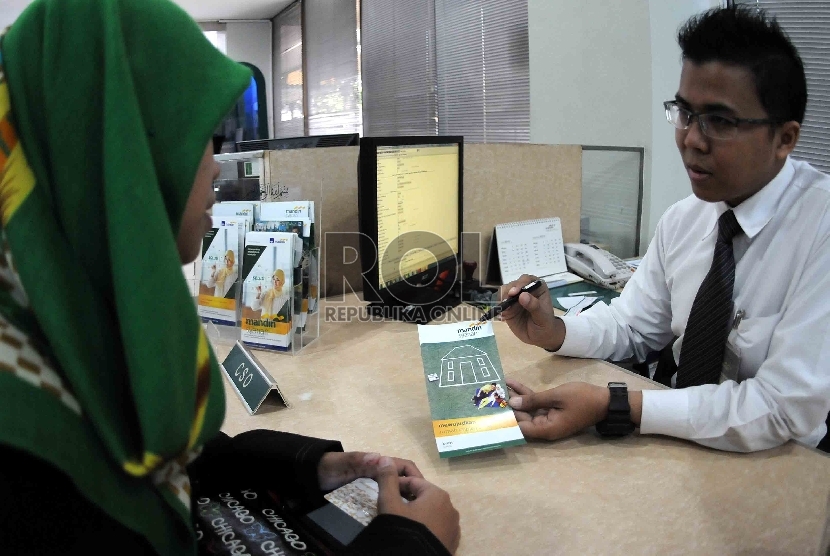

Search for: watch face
xmin=608 ymin=382 xmax=627 ymax=388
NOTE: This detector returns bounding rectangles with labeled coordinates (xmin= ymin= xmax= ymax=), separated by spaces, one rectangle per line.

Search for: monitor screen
xmin=358 ymin=136 xmax=463 ymax=321
xmin=376 ymin=143 xmax=459 ymax=290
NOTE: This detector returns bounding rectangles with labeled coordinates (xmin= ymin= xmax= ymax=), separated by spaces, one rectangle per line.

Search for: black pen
xmin=475 ymin=279 xmax=545 ymax=324
xmin=577 ymin=298 xmax=601 ymax=314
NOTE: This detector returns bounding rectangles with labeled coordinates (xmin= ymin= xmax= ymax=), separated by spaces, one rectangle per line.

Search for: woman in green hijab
xmin=0 ymin=0 xmax=459 ymax=554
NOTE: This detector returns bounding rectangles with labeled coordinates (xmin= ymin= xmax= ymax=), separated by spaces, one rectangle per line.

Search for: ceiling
xmin=1 ymin=0 xmax=294 ymax=30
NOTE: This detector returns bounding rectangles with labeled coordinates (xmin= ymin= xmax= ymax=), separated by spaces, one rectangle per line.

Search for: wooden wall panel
xmin=463 ymin=143 xmax=581 ymax=284
xmin=265 ymin=144 xmax=581 ymax=296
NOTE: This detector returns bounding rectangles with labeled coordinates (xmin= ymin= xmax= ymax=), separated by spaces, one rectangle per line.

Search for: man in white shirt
xmin=501 ymin=6 xmax=830 ymax=453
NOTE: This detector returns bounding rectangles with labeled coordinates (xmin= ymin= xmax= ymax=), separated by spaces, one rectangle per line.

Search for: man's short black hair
xmin=678 ymin=5 xmax=807 ymax=124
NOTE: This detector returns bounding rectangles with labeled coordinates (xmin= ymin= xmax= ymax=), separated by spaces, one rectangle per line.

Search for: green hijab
xmin=0 ymin=0 xmax=250 ymax=553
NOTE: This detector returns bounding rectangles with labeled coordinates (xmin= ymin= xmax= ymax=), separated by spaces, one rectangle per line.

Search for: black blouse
xmin=0 ymin=430 xmax=450 ymax=555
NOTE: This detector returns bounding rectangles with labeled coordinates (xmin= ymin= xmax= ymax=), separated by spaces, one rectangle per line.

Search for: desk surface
xmin=215 ymin=301 xmax=830 ymax=555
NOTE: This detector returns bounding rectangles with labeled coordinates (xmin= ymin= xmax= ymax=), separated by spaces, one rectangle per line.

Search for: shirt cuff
xmin=555 ymin=315 xmax=594 ymax=356
xmin=639 ymin=389 xmax=693 ymax=439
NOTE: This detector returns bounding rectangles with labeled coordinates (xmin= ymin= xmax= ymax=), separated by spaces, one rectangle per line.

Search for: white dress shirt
xmin=558 ymin=158 xmax=830 ymax=452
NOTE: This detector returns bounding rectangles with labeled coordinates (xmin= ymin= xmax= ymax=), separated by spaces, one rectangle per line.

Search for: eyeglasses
xmin=664 ymin=100 xmax=778 ymax=140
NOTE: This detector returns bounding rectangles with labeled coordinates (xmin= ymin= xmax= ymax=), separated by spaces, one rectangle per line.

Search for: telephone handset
xmin=564 ymin=243 xmax=633 ymax=288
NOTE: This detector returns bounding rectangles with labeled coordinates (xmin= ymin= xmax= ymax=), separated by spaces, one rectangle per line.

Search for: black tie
xmin=676 ymin=210 xmax=743 ymax=388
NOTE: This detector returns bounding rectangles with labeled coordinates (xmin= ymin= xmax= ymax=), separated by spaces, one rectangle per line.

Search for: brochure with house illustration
xmin=417 ymin=321 xmax=526 ymax=458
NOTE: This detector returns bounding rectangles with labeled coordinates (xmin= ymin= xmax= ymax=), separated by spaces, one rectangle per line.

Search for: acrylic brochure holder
xmin=204 ymin=246 xmax=319 ymax=356
xmin=199 ymin=178 xmax=322 ymax=356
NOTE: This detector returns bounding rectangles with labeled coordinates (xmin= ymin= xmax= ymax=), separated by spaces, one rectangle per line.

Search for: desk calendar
xmin=485 ymin=217 xmax=582 ymax=286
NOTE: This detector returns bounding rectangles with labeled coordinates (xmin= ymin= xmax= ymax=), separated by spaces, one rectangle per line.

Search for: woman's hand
xmin=317 ymin=451 xmax=422 ymax=492
xmin=375 ymin=457 xmax=460 ymax=554
xmin=256 ymin=285 xmax=262 ymax=298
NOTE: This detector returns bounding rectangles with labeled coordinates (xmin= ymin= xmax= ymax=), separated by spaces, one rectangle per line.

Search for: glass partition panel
xmin=580 ymin=146 xmax=644 ymax=259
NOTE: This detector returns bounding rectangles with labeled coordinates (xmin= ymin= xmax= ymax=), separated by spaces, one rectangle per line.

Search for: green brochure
xmin=417 ymin=321 xmax=526 ymax=458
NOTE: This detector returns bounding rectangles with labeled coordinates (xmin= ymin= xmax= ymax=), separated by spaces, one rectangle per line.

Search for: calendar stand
xmin=484 ymin=217 xmax=582 ymax=287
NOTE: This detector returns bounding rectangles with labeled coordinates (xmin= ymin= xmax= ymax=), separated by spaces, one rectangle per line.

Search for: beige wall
xmin=266 ymin=144 xmax=582 ymax=297
xmin=529 ymin=0 xmax=652 ymax=253
xmin=648 ymin=0 xmax=722 ymax=250
xmin=529 ymin=0 xmax=722 ymax=253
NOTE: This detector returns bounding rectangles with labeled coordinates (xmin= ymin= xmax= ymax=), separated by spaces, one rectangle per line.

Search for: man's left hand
xmin=506 ymin=380 xmax=610 ymax=441
xmin=317 ymin=451 xmax=423 ymax=492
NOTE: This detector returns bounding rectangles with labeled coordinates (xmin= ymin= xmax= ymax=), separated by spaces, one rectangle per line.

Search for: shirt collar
xmin=703 ymin=157 xmax=795 ymax=240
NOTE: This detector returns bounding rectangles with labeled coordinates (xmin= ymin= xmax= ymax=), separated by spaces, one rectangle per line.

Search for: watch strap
xmin=596 ymin=382 xmax=635 ymax=437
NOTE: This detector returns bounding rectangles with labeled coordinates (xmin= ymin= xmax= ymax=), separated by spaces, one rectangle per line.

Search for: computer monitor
xmin=357 ymin=136 xmax=463 ymax=323
xmin=236 ymin=133 xmax=359 ymax=152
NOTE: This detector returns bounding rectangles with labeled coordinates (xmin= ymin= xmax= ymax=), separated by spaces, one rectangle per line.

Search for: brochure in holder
xmin=198 ymin=218 xmax=247 ymax=327
xmin=253 ymin=182 xmax=323 ymax=354
xmin=240 ymin=233 xmax=300 ymax=351
xmin=236 ymin=235 xmax=320 ymax=354
xmin=257 ymin=200 xmax=319 ymax=325
xmin=200 ymin=165 xmax=322 ymax=354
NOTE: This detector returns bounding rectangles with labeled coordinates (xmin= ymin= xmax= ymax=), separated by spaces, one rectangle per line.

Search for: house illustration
xmin=439 ymin=345 xmax=500 ymax=387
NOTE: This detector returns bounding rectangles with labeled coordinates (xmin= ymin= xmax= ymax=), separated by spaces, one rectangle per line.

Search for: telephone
xmin=564 ymin=243 xmax=633 ymax=288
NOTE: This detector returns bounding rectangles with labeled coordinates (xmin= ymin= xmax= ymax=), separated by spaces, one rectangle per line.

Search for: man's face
xmin=675 ymin=60 xmax=794 ymax=206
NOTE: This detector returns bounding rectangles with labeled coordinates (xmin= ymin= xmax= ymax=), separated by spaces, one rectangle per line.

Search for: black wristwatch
xmin=595 ymin=382 xmax=635 ymax=437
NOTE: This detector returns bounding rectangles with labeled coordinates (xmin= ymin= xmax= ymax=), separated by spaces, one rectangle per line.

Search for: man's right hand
xmin=374 ymin=457 xmax=460 ymax=554
xmin=499 ymin=274 xmax=566 ymax=351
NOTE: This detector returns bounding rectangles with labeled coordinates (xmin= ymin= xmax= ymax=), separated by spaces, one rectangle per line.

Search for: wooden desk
xmin=215 ymin=301 xmax=830 ymax=555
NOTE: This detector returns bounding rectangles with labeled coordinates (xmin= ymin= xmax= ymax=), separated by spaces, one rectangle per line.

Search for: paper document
xmin=544 ymin=271 xmax=583 ymax=287
xmin=560 ymin=296 xmax=601 ymax=316
xmin=417 ymin=321 xmax=526 ymax=458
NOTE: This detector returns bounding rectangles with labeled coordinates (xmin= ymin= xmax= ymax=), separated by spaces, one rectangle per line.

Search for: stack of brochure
xmin=240 ymin=231 xmax=302 ymax=351
xmin=197 ymin=213 xmax=250 ymax=326
xmin=256 ymin=201 xmax=318 ymax=324
xmin=195 ymin=200 xmax=317 ymax=352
